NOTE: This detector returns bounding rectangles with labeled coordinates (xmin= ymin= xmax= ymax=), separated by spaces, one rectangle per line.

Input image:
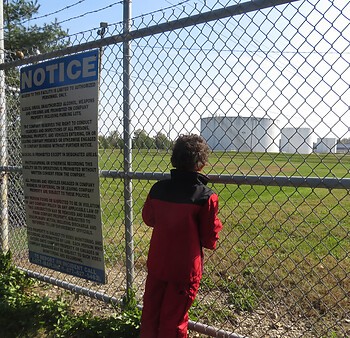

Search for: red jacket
xmin=142 ymin=169 xmax=223 ymax=283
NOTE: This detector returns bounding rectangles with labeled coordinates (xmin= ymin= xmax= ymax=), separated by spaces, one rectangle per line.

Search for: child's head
xmin=171 ymin=134 xmax=210 ymax=172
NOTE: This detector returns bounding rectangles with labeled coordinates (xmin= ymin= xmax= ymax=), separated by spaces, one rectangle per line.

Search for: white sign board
xmin=20 ymin=50 xmax=105 ymax=283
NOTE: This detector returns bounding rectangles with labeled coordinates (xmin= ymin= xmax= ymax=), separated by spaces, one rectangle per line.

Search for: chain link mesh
xmin=2 ymin=1 xmax=349 ymax=337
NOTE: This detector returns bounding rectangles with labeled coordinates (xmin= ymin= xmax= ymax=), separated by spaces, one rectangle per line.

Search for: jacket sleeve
xmin=142 ymin=194 xmax=155 ymax=228
xmin=198 ymin=193 xmax=223 ymax=250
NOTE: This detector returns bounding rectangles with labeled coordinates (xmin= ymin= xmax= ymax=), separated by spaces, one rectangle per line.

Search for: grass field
xmin=99 ymin=149 xmax=350 ymax=335
xmin=99 ymin=148 xmax=350 ymax=178
xmin=9 ymin=149 xmax=349 ymax=336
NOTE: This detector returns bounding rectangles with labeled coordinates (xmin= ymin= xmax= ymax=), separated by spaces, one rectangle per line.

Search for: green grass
xmin=98 ymin=149 xmax=350 ymax=336
xmin=0 ymin=252 xmax=141 ymax=338
xmin=9 ymin=149 xmax=350 ymax=336
xmin=99 ymin=148 xmax=350 ymax=178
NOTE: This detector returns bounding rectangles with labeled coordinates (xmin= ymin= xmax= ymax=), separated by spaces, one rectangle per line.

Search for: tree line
xmin=99 ymin=129 xmax=173 ymax=150
xmin=98 ymin=130 xmax=350 ymax=150
xmin=338 ymin=137 xmax=350 ymax=144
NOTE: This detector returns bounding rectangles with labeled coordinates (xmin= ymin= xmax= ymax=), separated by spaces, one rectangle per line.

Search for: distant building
xmin=336 ymin=143 xmax=350 ymax=153
xmin=280 ymin=127 xmax=315 ymax=154
xmin=314 ymin=138 xmax=337 ymax=153
xmin=200 ymin=116 xmax=347 ymax=155
xmin=200 ymin=116 xmax=280 ymax=152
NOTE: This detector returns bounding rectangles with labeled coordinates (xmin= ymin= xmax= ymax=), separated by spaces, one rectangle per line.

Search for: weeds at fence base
xmin=0 ymin=252 xmax=141 ymax=338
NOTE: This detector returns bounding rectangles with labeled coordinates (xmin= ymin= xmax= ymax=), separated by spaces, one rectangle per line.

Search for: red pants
xmin=140 ymin=273 xmax=200 ymax=338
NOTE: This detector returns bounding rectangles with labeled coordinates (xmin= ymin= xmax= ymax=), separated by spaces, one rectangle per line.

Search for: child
xmin=140 ymin=134 xmax=223 ymax=338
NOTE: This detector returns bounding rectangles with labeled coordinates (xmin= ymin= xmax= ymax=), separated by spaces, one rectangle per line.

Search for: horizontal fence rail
xmin=3 ymin=166 xmax=350 ymax=189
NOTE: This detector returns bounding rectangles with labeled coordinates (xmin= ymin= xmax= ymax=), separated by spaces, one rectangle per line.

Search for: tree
xmin=107 ymin=130 xmax=124 ymax=149
xmin=339 ymin=137 xmax=350 ymax=144
xmin=4 ymin=0 xmax=69 ymax=91
xmin=98 ymin=135 xmax=109 ymax=149
xmin=154 ymin=132 xmax=173 ymax=150
xmin=2 ymin=1 xmax=70 ymax=229
xmin=4 ymin=0 xmax=69 ymax=59
xmin=3 ymin=0 xmax=70 ymax=165
xmin=132 ymin=129 xmax=154 ymax=149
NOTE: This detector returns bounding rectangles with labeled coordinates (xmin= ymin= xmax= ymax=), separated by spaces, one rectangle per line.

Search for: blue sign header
xmin=20 ymin=49 xmax=99 ymax=93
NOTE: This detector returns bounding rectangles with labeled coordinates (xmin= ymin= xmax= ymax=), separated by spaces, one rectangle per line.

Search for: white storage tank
xmin=200 ymin=116 xmax=280 ymax=152
xmin=315 ymin=138 xmax=337 ymax=153
xmin=280 ymin=127 xmax=315 ymax=154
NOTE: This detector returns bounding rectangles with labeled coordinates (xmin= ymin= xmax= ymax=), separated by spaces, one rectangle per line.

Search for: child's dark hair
xmin=171 ymin=134 xmax=210 ymax=171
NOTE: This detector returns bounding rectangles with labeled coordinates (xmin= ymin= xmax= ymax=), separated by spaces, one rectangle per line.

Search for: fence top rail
xmin=0 ymin=0 xmax=300 ymax=71
xmin=2 ymin=166 xmax=349 ymax=189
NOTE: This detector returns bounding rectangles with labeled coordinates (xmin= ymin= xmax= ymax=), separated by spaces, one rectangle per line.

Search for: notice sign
xmin=20 ymin=49 xmax=105 ymax=283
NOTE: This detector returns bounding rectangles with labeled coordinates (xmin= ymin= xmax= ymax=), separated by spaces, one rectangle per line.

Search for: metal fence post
xmin=0 ymin=0 xmax=9 ymax=254
xmin=123 ymin=0 xmax=134 ymax=293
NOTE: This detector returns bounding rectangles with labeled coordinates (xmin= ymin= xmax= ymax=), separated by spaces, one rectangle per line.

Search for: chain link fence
xmin=1 ymin=0 xmax=349 ymax=337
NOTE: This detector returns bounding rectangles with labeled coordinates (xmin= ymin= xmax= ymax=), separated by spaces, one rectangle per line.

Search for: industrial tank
xmin=280 ymin=127 xmax=315 ymax=154
xmin=315 ymin=138 xmax=337 ymax=153
xmin=200 ymin=116 xmax=280 ymax=152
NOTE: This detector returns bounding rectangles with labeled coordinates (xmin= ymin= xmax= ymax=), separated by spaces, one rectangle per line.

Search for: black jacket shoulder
xmin=149 ymin=170 xmax=214 ymax=206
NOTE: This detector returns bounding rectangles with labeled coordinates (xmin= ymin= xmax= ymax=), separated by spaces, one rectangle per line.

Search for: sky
xmin=33 ymin=0 xmax=184 ymax=35
xmin=28 ymin=0 xmax=350 ymax=141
